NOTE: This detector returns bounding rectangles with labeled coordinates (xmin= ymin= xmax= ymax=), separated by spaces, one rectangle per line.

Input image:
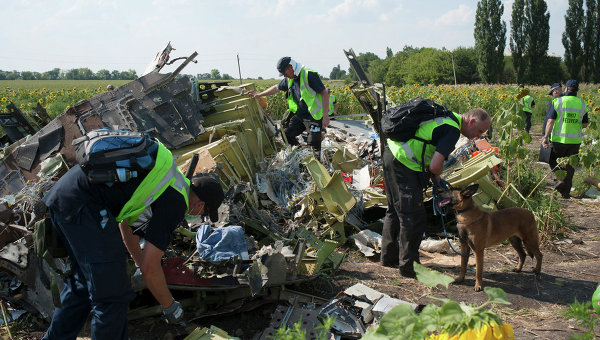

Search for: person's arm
xmin=428 ymin=151 xmax=446 ymax=176
xmin=320 ymin=89 xmax=330 ymax=128
xmin=542 ymin=119 xmax=555 ymax=148
xmin=247 ymin=84 xmax=279 ymax=98
xmin=139 ymin=241 xmax=173 ymax=308
xmin=119 ymin=220 xmax=142 ymax=266
xmin=333 ymin=102 xmax=338 ymax=116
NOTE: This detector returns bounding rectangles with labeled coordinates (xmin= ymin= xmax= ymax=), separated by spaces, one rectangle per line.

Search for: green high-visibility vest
xmin=328 ymin=94 xmax=336 ymax=115
xmin=116 ymin=140 xmax=190 ymax=223
xmin=387 ymin=113 xmax=461 ymax=172
xmin=522 ymin=95 xmax=534 ymax=113
xmin=287 ymin=67 xmax=324 ymax=120
xmin=550 ymin=95 xmax=585 ymax=144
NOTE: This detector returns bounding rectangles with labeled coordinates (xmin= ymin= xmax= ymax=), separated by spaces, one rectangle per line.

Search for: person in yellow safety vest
xmin=518 ymin=84 xmax=535 ymax=133
xmin=381 ymin=107 xmax=490 ymax=278
xmin=327 ymin=88 xmax=338 ymax=116
xmin=41 ymin=144 xmax=225 ymax=339
xmin=542 ymin=79 xmax=589 ymax=199
xmin=248 ymin=57 xmax=329 ymax=153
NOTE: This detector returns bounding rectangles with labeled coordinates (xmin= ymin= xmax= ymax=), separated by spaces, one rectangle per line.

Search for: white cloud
xmin=379 ymin=4 xmax=403 ymax=22
xmin=418 ymin=4 xmax=474 ymax=28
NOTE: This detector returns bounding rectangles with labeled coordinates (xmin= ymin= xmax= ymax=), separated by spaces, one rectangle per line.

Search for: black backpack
xmin=73 ymin=128 xmax=158 ymax=184
xmin=381 ymin=97 xmax=458 ymax=142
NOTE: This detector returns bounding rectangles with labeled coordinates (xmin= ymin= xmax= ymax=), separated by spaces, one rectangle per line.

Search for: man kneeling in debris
xmin=41 ymin=161 xmax=224 ymax=339
xmin=381 ymin=108 xmax=491 ymax=278
xmin=248 ymin=57 xmax=329 ymax=154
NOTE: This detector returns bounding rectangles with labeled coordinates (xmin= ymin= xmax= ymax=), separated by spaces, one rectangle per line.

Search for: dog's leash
xmin=431 ymin=177 xmax=471 ymax=257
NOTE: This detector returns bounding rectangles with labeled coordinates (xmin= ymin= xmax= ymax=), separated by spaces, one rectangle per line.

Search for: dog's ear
xmin=460 ymin=184 xmax=479 ymax=198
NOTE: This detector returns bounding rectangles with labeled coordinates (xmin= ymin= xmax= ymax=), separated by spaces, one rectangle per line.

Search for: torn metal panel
xmin=303 ymin=155 xmax=357 ymax=222
xmin=184 ymin=325 xmax=240 ymax=340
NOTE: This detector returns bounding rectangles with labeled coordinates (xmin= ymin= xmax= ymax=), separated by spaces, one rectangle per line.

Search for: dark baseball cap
xmin=190 ymin=176 xmax=224 ymax=222
xmin=548 ymin=83 xmax=561 ymax=95
xmin=518 ymin=84 xmax=524 ymax=89
xmin=277 ymin=56 xmax=291 ymax=76
xmin=565 ymin=79 xmax=579 ymax=90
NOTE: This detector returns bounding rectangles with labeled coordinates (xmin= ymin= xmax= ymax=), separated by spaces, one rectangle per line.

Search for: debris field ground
xmin=13 ymin=128 xmax=598 ymax=340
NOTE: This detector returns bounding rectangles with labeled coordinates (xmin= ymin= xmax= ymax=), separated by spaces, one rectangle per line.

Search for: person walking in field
xmin=518 ymin=84 xmax=535 ymax=134
xmin=542 ymin=79 xmax=589 ymax=199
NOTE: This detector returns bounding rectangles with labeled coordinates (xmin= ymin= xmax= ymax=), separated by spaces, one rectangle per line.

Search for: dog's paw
xmin=512 ymin=267 xmax=522 ymax=273
xmin=533 ymin=268 xmax=541 ymax=274
xmin=454 ymin=276 xmax=465 ymax=283
xmin=474 ymin=284 xmax=483 ymax=292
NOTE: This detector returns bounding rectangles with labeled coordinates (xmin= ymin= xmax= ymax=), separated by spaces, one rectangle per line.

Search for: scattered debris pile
xmin=0 ymin=45 xmax=515 ymax=337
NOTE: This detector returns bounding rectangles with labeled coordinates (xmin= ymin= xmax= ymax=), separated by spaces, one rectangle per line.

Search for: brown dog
xmin=442 ymin=184 xmax=543 ymax=291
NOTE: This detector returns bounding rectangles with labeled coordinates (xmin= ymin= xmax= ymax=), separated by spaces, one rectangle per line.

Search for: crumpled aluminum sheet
xmin=263 ymin=147 xmax=314 ymax=209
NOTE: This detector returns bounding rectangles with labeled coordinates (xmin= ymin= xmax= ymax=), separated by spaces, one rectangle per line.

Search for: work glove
xmin=162 ymin=300 xmax=184 ymax=324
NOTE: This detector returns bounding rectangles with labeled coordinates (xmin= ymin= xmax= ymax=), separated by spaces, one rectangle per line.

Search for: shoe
xmin=400 ymin=267 xmax=417 ymax=278
xmin=381 ymin=261 xmax=399 ymax=269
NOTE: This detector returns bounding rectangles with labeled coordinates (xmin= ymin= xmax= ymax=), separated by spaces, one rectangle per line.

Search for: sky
xmin=2 ymin=0 xmax=570 ymax=79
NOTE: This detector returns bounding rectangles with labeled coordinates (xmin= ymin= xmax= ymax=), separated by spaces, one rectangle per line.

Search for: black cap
xmin=190 ymin=176 xmax=224 ymax=222
xmin=566 ymin=79 xmax=578 ymax=90
xmin=548 ymin=83 xmax=561 ymax=95
xmin=276 ymin=57 xmax=291 ymax=76
xmin=518 ymin=84 xmax=524 ymax=89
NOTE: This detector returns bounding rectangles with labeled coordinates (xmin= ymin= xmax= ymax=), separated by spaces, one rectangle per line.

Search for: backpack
xmin=73 ymin=128 xmax=158 ymax=184
xmin=381 ymin=97 xmax=458 ymax=142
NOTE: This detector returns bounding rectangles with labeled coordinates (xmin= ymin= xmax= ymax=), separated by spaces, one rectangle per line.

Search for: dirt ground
xmin=12 ymin=129 xmax=600 ymax=340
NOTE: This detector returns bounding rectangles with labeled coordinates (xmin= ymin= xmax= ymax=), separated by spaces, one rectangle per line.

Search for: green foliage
xmin=583 ymin=0 xmax=600 ymax=82
xmin=562 ymin=0 xmax=585 ymax=79
xmin=414 ymin=263 xmax=454 ymax=289
xmin=363 ymin=265 xmax=511 ymax=340
xmin=510 ymin=0 xmax=527 ymax=83
xmin=271 ymin=316 xmax=334 ymax=340
xmin=452 ymin=47 xmax=480 ymax=84
xmin=561 ymin=299 xmax=600 ymax=340
xmin=524 ymin=0 xmax=550 ymax=84
xmin=329 ymin=64 xmax=347 ymax=80
xmin=474 ymin=0 xmax=507 ymax=83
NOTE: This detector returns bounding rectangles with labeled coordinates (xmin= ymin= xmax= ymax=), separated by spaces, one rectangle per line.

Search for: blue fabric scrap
xmin=195 ymin=224 xmax=249 ymax=263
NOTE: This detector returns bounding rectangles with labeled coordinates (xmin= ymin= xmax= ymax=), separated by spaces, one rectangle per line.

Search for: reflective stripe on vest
xmin=387 ymin=113 xmax=461 ymax=172
xmin=328 ymin=94 xmax=336 ymax=115
xmin=116 ymin=141 xmax=190 ymax=223
xmin=550 ymin=96 xmax=585 ymax=144
xmin=522 ymin=95 xmax=533 ymax=113
xmin=286 ymin=67 xmax=324 ymax=120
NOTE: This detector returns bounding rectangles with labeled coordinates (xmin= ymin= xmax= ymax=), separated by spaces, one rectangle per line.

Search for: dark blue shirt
xmin=432 ymin=124 xmax=461 ymax=158
xmin=278 ymin=70 xmax=325 ymax=121
xmin=42 ymin=165 xmax=186 ymax=251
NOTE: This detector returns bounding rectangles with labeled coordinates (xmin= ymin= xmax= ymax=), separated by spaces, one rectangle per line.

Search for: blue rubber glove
xmin=162 ymin=300 xmax=184 ymax=324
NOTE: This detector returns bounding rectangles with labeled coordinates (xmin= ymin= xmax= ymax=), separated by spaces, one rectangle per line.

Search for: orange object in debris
xmin=471 ymin=145 xmax=500 ymax=171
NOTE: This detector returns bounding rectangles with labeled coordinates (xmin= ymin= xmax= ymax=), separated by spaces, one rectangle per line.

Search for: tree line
xmin=330 ymin=0 xmax=600 ymax=85
xmin=0 ymin=68 xmax=138 ymax=81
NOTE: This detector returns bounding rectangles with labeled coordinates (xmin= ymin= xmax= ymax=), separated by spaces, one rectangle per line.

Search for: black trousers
xmin=284 ymin=114 xmax=322 ymax=152
xmin=522 ymin=110 xmax=532 ymax=133
xmin=549 ymin=142 xmax=580 ymax=195
xmin=381 ymin=147 xmax=427 ymax=272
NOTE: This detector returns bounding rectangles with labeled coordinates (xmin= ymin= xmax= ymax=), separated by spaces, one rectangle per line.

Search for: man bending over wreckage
xmin=41 ymin=153 xmax=224 ymax=339
xmin=381 ymin=108 xmax=491 ymax=278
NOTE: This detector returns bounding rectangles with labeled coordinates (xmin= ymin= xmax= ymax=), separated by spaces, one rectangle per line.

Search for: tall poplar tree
xmin=562 ymin=0 xmax=585 ymax=79
xmin=474 ymin=0 xmax=507 ymax=83
xmin=524 ymin=0 xmax=550 ymax=83
xmin=584 ymin=0 xmax=600 ymax=81
xmin=510 ymin=0 xmax=527 ymax=83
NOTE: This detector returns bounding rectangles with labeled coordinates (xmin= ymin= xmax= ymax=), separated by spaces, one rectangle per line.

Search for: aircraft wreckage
xmin=0 ymin=45 xmax=508 ymax=337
